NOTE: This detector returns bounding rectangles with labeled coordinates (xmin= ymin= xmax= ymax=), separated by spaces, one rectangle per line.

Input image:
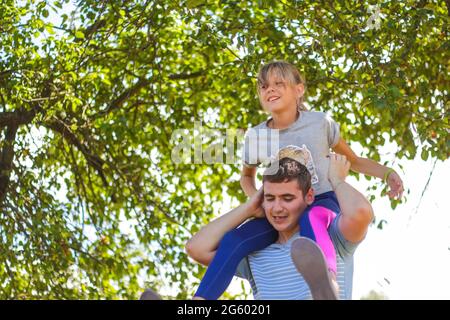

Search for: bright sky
xmin=227 ymin=144 xmax=449 ymax=300
xmin=350 ymin=154 xmax=450 ymax=300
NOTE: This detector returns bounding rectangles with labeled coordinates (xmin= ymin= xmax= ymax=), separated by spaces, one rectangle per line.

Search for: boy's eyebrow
xmin=264 ymin=193 xmax=295 ymax=197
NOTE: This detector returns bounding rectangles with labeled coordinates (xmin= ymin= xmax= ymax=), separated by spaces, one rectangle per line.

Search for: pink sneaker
xmin=291 ymin=237 xmax=339 ymax=300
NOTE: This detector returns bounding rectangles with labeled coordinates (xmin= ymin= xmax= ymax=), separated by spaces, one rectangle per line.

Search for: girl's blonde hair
xmin=257 ymin=60 xmax=307 ymax=111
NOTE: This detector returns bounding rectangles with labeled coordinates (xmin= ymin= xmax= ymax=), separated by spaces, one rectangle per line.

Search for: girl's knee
xmin=308 ymin=206 xmax=336 ymax=224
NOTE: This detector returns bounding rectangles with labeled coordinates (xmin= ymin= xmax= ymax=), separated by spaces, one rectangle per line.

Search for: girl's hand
xmin=386 ymin=171 xmax=404 ymax=200
xmin=246 ymin=187 xmax=265 ymax=218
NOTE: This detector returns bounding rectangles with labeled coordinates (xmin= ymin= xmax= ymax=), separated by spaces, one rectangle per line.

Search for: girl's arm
xmin=332 ymin=138 xmax=404 ymax=199
xmin=185 ymin=189 xmax=263 ymax=266
xmin=240 ymin=165 xmax=258 ymax=197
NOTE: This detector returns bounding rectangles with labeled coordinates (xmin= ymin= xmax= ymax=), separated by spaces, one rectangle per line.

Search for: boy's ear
xmin=305 ymin=187 xmax=315 ymax=205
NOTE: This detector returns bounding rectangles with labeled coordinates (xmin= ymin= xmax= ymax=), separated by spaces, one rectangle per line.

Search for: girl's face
xmin=258 ymin=72 xmax=304 ymax=114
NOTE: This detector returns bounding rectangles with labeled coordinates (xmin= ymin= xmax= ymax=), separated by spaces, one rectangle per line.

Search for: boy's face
xmin=263 ymin=179 xmax=314 ymax=234
xmin=258 ymin=72 xmax=304 ymax=114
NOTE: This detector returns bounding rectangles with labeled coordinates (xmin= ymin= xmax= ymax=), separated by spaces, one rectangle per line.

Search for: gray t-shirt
xmin=243 ymin=111 xmax=340 ymax=195
xmin=235 ymin=214 xmax=359 ymax=300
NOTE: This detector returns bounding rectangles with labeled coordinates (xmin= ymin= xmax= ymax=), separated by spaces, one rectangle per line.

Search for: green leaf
xmin=389 ymin=85 xmax=401 ymax=98
xmin=75 ymin=30 xmax=85 ymax=39
xmin=421 ymin=149 xmax=428 ymax=161
xmin=377 ymin=219 xmax=387 ymax=229
xmin=45 ymin=24 xmax=55 ymax=34
xmin=286 ymin=9 xmax=298 ymax=20
xmin=186 ymin=0 xmax=205 ymax=9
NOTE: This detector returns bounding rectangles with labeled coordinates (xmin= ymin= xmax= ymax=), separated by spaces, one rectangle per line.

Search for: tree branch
xmin=0 ymin=110 xmax=36 ymax=128
xmin=22 ymin=92 xmax=67 ymax=103
xmin=0 ymin=77 xmax=52 ymax=205
xmin=168 ymin=70 xmax=206 ymax=80
xmin=0 ymin=124 xmax=18 ymax=204
xmin=410 ymin=157 xmax=438 ymax=221
xmin=96 ymin=78 xmax=150 ymax=117
xmin=44 ymin=118 xmax=108 ymax=189
xmin=83 ymin=18 xmax=107 ymax=40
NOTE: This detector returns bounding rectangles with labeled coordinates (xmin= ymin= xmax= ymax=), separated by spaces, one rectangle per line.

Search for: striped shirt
xmin=235 ymin=214 xmax=359 ymax=300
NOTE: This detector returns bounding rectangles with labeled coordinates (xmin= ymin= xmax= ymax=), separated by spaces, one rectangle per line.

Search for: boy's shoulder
xmin=329 ymin=215 xmax=360 ymax=259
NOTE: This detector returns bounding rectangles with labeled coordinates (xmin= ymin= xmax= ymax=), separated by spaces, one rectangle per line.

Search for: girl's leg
xmin=293 ymin=192 xmax=340 ymax=299
xmin=298 ymin=205 xmax=338 ymax=274
xmin=298 ymin=191 xmax=340 ymax=274
xmin=194 ymin=218 xmax=278 ymax=300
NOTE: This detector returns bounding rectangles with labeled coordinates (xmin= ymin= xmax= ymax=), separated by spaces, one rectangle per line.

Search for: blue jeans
xmin=194 ymin=191 xmax=340 ymax=299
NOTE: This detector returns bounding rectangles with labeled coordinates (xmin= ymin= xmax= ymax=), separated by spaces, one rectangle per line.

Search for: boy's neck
xmin=277 ymin=226 xmax=300 ymax=244
xmin=269 ymin=107 xmax=299 ymax=129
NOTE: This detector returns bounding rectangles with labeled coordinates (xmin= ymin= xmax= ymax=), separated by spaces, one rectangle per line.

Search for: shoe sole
xmin=291 ymin=237 xmax=339 ymax=300
xmin=140 ymin=289 xmax=162 ymax=300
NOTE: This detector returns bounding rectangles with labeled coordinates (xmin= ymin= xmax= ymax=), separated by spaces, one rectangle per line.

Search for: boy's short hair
xmin=262 ymin=157 xmax=312 ymax=195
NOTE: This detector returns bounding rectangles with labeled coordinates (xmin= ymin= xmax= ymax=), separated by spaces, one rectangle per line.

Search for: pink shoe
xmin=291 ymin=237 xmax=339 ymax=300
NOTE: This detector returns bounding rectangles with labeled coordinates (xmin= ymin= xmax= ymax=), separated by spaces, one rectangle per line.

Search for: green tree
xmin=0 ymin=0 xmax=448 ymax=299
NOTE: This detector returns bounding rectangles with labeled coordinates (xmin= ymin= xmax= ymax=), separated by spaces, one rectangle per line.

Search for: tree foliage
xmin=0 ymin=0 xmax=448 ymax=299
